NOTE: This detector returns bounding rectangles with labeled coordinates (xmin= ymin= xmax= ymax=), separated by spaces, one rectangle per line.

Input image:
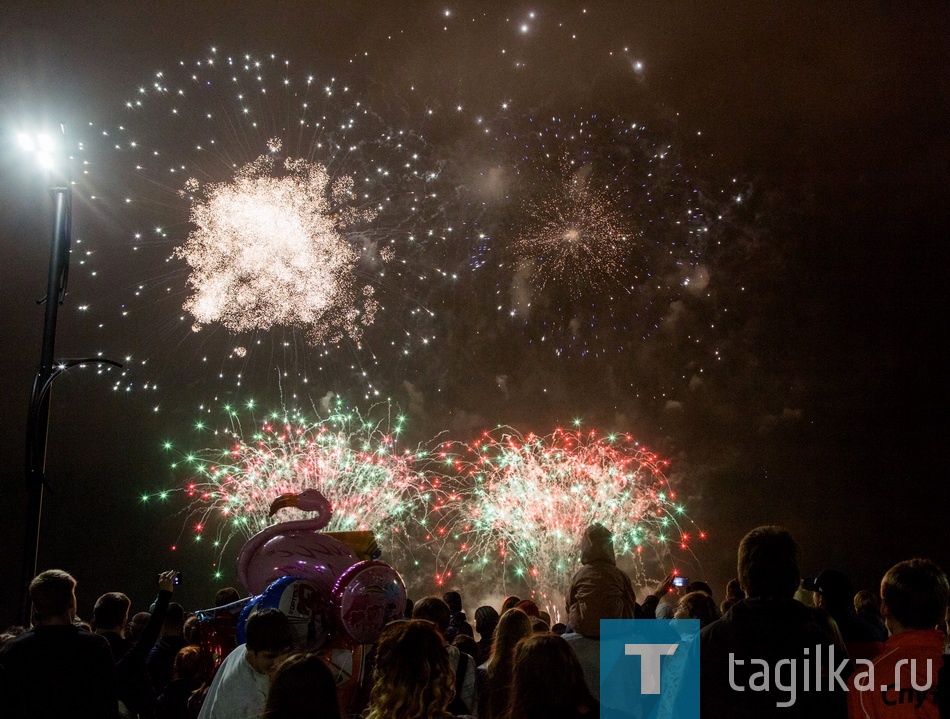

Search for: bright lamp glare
xmin=16 ymin=131 xmax=61 ymax=170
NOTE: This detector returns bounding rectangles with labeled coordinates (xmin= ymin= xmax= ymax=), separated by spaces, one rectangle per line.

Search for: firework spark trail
xmin=510 ymin=158 xmax=638 ymax=297
xmin=436 ymin=427 xmax=702 ymax=613
xmin=148 ymin=402 xmax=451 ymax=576
xmin=176 ymin=142 xmax=381 ymax=344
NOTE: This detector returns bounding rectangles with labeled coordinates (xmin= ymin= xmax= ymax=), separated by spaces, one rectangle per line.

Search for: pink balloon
xmin=333 ymin=560 xmax=407 ymax=645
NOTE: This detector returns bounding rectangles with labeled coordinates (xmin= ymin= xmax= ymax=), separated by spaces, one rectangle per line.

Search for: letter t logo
xmin=624 ymin=643 xmax=679 ymax=694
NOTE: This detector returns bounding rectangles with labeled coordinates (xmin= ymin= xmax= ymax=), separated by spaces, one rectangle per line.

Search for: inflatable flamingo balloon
xmin=237 ymin=489 xmax=359 ymax=596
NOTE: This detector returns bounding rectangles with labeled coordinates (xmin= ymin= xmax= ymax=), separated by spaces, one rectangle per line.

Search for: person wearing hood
xmin=562 ymin=524 xmax=639 ymax=701
xmin=566 ymin=523 xmax=639 ymax=637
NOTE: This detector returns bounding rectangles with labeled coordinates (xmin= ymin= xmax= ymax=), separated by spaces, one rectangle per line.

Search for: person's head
xmin=719 ymin=598 xmax=739 ymax=615
xmin=443 ymin=591 xmax=463 ymax=614
xmin=474 ymin=605 xmax=499 ymax=640
xmin=128 ymin=611 xmax=151 ymax=643
xmin=579 ymin=523 xmax=616 ymax=565
xmin=93 ymin=592 xmax=131 ymax=633
xmin=880 ymin=558 xmax=949 ymax=634
xmin=737 ymin=526 xmax=801 ymax=599
xmin=29 ymin=569 xmax=77 ymax=624
xmin=162 ymin=602 xmax=185 ymax=636
xmin=171 ymin=645 xmax=213 ymax=686
xmin=366 ymin=620 xmax=454 ymax=719
xmin=453 ymin=632 xmax=479 ymax=658
xmin=550 ymin=622 xmax=567 ymax=636
xmin=404 ymin=597 xmax=414 ymax=619
xmin=515 ymin=599 xmax=540 ymax=617
xmin=215 ymin=587 xmax=241 ymax=607
xmin=183 ymin=615 xmax=201 ymax=645
xmin=501 ymin=595 xmax=521 ymax=614
xmin=530 ymin=617 xmax=549 ymax=634
xmin=487 ymin=608 xmax=533 ymax=674
xmin=725 ymin=578 xmax=745 ymax=600
xmin=411 ymin=596 xmax=452 ymax=635
xmin=673 ymin=591 xmax=722 ymax=628
xmin=854 ymin=589 xmax=882 ymax=619
xmin=686 ymin=581 xmax=713 ymax=599
xmin=804 ymin=569 xmax=853 ymax=611
xmin=264 ymin=652 xmax=341 ymax=719
xmin=244 ymin=608 xmax=293 ymax=675
xmin=506 ymin=634 xmax=597 ymax=719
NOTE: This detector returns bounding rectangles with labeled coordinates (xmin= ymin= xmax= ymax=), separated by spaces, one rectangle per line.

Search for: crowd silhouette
xmin=1 ymin=524 xmax=947 ymax=719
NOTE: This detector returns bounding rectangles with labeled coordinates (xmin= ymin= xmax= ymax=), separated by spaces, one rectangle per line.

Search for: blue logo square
xmin=600 ymin=619 xmax=700 ymax=719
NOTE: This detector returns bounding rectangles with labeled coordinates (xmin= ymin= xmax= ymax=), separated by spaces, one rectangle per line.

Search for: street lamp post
xmin=17 ymin=128 xmax=121 ymax=624
xmin=21 ymin=180 xmax=70 ymax=625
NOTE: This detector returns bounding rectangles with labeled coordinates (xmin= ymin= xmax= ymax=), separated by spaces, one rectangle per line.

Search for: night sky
xmin=1 ymin=1 xmax=947 ymax=624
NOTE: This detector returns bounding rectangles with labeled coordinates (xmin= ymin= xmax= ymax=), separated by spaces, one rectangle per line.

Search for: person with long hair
xmin=155 ymin=644 xmax=214 ymax=719
xmin=504 ymin=635 xmax=597 ymax=719
xmin=263 ymin=653 xmax=340 ymax=719
xmin=365 ymin=620 xmax=460 ymax=719
xmin=477 ymin=609 xmax=533 ymax=719
xmin=500 ymin=596 xmax=521 ymax=615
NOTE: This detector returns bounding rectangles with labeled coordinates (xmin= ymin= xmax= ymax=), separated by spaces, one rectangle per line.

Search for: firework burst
xmin=147 ymin=400 xmax=451 ymax=579
xmin=437 ymin=427 xmax=702 ymax=613
xmin=461 ymin=114 xmax=722 ymax=359
xmin=87 ymin=49 xmax=445 ymax=401
xmin=176 ymin=141 xmax=382 ymax=344
xmin=510 ymin=157 xmax=638 ymax=297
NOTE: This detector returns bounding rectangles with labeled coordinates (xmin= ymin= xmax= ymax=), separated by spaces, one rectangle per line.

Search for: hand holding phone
xmin=158 ymin=570 xmax=178 ymax=592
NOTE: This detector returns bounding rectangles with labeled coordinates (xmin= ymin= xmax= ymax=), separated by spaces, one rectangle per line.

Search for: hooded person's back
xmin=566 ymin=524 xmax=638 ymax=637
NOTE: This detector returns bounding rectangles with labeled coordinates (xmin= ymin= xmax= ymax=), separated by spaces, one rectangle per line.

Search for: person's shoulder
xmin=210 ymin=643 xmax=246 ymax=681
xmin=561 ymin=630 xmax=583 ymax=642
xmin=220 ymin=642 xmax=247 ymax=667
xmin=561 ymin=631 xmax=597 ymax=648
xmin=2 ymin=626 xmax=107 ymax=658
xmin=880 ymin=628 xmax=946 ymax=657
xmin=72 ymin=626 xmax=112 ymax=650
xmin=75 ymin=626 xmax=108 ymax=641
xmin=699 ymin=615 xmax=728 ymax=641
xmin=459 ymin=650 xmax=476 ymax=674
xmin=699 ymin=605 xmax=740 ymax=647
xmin=0 ymin=629 xmax=33 ymax=658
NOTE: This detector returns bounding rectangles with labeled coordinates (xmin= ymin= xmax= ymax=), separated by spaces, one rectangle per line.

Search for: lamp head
xmin=16 ymin=127 xmax=64 ymax=173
